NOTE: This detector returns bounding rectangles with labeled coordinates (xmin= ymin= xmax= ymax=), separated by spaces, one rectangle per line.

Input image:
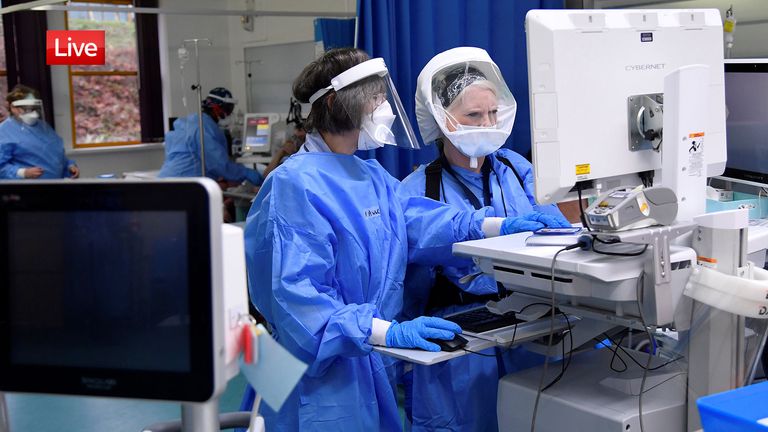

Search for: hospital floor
xmin=5 ymin=375 xmax=409 ymax=431
xmin=4 ymin=373 xmax=249 ymax=431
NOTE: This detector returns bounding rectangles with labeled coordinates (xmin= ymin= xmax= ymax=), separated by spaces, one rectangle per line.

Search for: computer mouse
xmin=427 ymin=334 xmax=469 ymax=352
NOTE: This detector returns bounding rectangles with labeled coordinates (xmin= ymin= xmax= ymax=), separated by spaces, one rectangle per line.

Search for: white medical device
xmin=242 ymin=113 xmax=280 ymax=154
xmin=526 ymin=9 xmax=727 ymax=206
xmin=585 ymin=185 xmax=678 ymax=231
xmin=449 ymin=9 xmax=768 ymax=432
xmin=0 ymin=179 xmax=250 ymax=432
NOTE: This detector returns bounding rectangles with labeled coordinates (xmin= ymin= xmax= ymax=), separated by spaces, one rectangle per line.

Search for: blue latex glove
xmin=385 ymin=317 xmax=463 ymax=352
xmin=500 ymin=215 xmax=545 ymax=235
xmin=534 ymin=212 xmax=572 ymax=228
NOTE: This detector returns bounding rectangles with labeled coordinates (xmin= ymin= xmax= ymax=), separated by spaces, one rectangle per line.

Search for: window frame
xmin=0 ymin=18 xmax=7 ymax=122
xmin=66 ymin=0 xmax=141 ymax=149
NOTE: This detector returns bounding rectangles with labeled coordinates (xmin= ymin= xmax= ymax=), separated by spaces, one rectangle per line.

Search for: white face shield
xmin=415 ymin=47 xmax=517 ymax=168
xmin=11 ymin=96 xmax=45 ymax=126
xmin=309 ymin=58 xmax=419 ymax=151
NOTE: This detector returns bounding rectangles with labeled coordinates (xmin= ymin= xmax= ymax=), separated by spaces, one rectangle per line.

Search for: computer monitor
xmin=0 ymin=179 xmax=248 ymax=403
xmin=720 ymin=59 xmax=768 ymax=186
xmin=526 ymin=9 xmax=727 ymax=205
xmin=242 ymin=113 xmax=279 ymax=154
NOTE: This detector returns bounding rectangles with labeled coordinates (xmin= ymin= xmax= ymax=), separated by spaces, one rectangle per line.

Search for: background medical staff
xmin=242 ymin=47 xmax=563 ymax=431
xmin=0 ymin=84 xmax=78 ymax=179
xmin=158 ymin=87 xmax=262 ymax=185
xmin=398 ymin=47 xmax=570 ymax=431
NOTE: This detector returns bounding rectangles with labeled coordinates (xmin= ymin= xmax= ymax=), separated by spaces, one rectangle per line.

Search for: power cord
xmin=541 ymin=312 xmax=573 ymax=392
xmin=530 ymin=245 xmax=571 ymax=432
xmin=577 ymin=184 xmax=591 ymax=232
xmin=595 ymin=333 xmax=683 ymax=373
xmin=635 ymin=274 xmax=654 ymax=432
xmin=591 ymin=237 xmax=649 ymax=257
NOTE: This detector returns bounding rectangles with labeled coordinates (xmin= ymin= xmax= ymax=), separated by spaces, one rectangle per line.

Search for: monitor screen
xmin=526 ymin=9 xmax=726 ymax=204
xmin=0 ymin=181 xmax=218 ymax=402
xmin=722 ymin=61 xmax=768 ymax=185
xmin=243 ymin=115 xmax=272 ymax=153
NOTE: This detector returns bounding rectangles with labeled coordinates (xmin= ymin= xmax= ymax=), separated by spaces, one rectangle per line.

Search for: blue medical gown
xmin=244 ymin=150 xmax=491 ymax=431
xmin=0 ymin=118 xmax=75 ymax=179
xmin=397 ymin=148 xmax=566 ymax=431
xmin=158 ymin=113 xmax=262 ymax=184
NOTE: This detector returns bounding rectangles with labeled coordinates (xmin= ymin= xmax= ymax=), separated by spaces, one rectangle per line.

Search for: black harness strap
xmin=425 ymin=158 xmax=443 ymax=201
xmin=424 ymin=153 xmax=524 ymax=207
xmin=495 ymin=155 xmax=525 ymax=190
xmin=422 ymin=151 xmax=527 ymax=312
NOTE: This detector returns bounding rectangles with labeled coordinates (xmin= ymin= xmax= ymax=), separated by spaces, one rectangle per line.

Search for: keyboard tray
xmin=444 ymin=307 xmax=524 ymax=333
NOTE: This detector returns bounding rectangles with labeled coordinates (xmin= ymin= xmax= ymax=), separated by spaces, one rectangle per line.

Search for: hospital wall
xmin=618 ymin=0 xmax=768 ymax=58
xmin=51 ymin=0 xmax=353 ymax=177
xmin=49 ymin=0 xmax=767 ymax=177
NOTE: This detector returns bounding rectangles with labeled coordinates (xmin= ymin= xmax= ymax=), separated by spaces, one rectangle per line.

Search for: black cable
xmin=577 ymin=185 xmax=591 ymax=232
xmin=460 ymin=347 xmax=498 ymax=357
xmin=598 ymin=333 xmax=684 ymax=371
xmin=591 ymin=242 xmax=649 ymax=257
xmin=635 ymin=274 xmax=654 ymax=432
xmin=530 ymin=246 xmax=570 ymax=432
xmin=541 ymin=312 xmax=574 ymax=392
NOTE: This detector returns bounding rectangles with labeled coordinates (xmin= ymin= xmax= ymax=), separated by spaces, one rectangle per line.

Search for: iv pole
xmin=183 ymin=38 xmax=212 ymax=177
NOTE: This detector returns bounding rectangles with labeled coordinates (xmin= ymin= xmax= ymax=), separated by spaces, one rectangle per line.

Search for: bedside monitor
xmin=0 ymin=179 xmax=243 ymax=403
xmin=526 ymin=9 xmax=727 ymax=204
xmin=242 ymin=113 xmax=279 ymax=154
xmin=721 ymin=59 xmax=768 ymax=186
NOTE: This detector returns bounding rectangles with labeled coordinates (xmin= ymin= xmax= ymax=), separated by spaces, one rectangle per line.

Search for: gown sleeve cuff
xmin=482 ymin=217 xmax=504 ymax=238
xmin=16 ymin=168 xmax=26 ymax=178
xmin=368 ymin=318 xmax=392 ymax=346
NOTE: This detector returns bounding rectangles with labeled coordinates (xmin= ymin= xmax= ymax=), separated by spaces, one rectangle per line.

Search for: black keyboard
xmin=444 ymin=307 xmax=524 ymax=333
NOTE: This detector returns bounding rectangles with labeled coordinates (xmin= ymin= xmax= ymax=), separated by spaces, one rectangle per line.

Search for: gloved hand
xmin=532 ymin=212 xmax=572 ymax=228
xmin=500 ymin=212 xmax=572 ymax=235
xmin=385 ymin=316 xmax=462 ymax=352
xmin=500 ymin=215 xmax=545 ymax=235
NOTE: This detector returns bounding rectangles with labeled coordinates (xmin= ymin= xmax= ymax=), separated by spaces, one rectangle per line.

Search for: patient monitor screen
xmin=724 ymin=71 xmax=768 ymax=175
xmin=7 ymin=210 xmax=191 ymax=372
xmin=243 ymin=115 xmax=271 ymax=152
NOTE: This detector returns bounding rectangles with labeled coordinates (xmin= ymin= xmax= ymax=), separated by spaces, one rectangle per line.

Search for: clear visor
xmin=339 ymin=74 xmax=419 ymax=150
xmin=429 ymin=61 xmax=516 ymax=138
xmin=11 ymin=98 xmax=45 ymax=123
xmin=313 ymin=58 xmax=419 ymax=150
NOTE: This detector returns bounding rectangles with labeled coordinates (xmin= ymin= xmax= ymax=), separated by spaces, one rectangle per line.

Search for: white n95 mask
xmin=358 ymin=101 xmax=397 ymax=150
xmin=19 ymin=111 xmax=40 ymax=126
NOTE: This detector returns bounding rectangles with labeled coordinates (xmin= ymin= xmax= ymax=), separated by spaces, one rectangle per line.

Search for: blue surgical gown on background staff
xmin=244 ymin=133 xmax=492 ymax=431
xmin=397 ymin=148 xmax=566 ymax=432
xmin=0 ymin=118 xmax=75 ymax=179
xmin=158 ymin=113 xmax=262 ymax=184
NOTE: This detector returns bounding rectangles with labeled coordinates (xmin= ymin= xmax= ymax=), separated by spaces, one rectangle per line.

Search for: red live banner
xmin=46 ymin=30 xmax=105 ymax=65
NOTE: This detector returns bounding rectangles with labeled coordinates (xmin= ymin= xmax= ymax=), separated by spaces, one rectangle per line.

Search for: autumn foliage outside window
xmin=67 ymin=0 xmax=140 ymax=148
xmin=0 ymin=18 xmax=7 ymax=122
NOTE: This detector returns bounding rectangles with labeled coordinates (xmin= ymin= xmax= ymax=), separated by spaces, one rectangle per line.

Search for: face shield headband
xmin=309 ymin=58 xmax=420 ymax=151
xmin=11 ymin=97 xmax=44 ymax=126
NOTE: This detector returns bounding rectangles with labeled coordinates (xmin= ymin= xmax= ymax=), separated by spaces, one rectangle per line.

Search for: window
xmin=0 ymin=17 xmax=7 ymax=122
xmin=67 ymin=0 xmax=140 ymax=148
